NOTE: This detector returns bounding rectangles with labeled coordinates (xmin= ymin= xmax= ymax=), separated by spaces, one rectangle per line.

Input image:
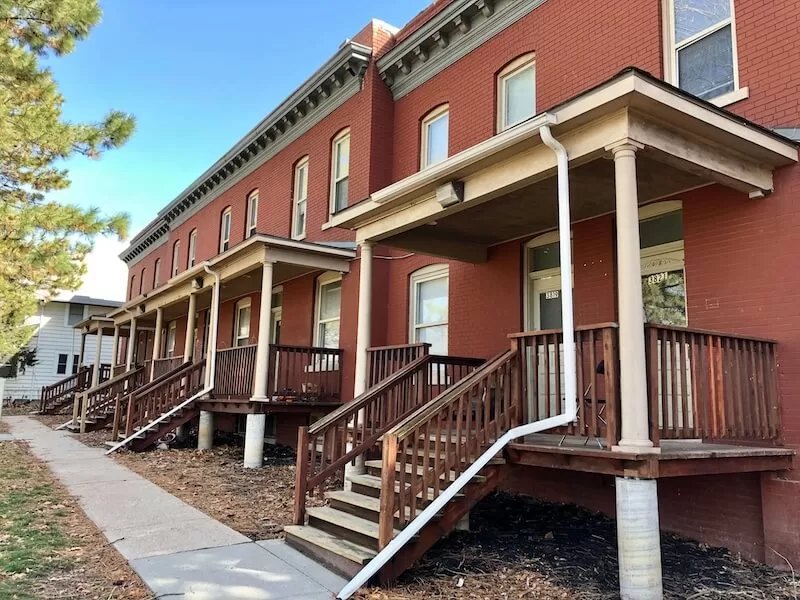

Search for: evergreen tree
xmin=0 ymin=0 xmax=135 ymax=359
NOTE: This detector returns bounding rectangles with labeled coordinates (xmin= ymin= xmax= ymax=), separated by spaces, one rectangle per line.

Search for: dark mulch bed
xmin=369 ymin=492 xmax=797 ymax=600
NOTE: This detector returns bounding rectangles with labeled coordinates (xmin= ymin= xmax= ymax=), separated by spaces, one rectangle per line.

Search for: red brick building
xmin=54 ymin=1 xmax=800 ymax=597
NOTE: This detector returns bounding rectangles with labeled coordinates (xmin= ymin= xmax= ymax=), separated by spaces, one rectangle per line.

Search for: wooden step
xmin=327 ymin=489 xmax=443 ymax=525
xmin=348 ymin=473 xmax=464 ymax=504
xmin=306 ymin=506 xmax=399 ymax=548
xmin=365 ymin=459 xmax=488 ymax=484
xmin=284 ymin=525 xmax=375 ymax=579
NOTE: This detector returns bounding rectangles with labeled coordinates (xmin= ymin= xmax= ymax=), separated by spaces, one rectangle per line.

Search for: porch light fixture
xmin=436 ymin=181 xmax=464 ymax=208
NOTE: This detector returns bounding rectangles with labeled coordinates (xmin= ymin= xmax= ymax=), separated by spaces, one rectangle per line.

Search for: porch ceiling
xmin=331 ymin=69 xmax=797 ymax=263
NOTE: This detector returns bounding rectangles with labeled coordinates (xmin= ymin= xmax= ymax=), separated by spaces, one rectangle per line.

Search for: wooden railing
xmin=113 ymin=364 xmax=127 ymax=377
xmin=378 ymin=349 xmax=520 ymax=548
xmin=214 ymin=345 xmax=257 ymax=398
xmin=294 ymin=352 xmax=484 ymax=524
xmin=40 ymin=366 xmax=92 ymax=413
xmin=122 ymin=360 xmax=206 ymax=438
xmin=645 ymin=324 xmax=781 ymax=444
xmin=153 ymin=356 xmax=185 ymax=380
xmin=268 ymin=345 xmax=344 ymax=403
xmin=77 ymin=367 xmax=147 ymax=432
xmin=511 ymin=324 xmax=621 ymax=447
xmin=367 ymin=344 xmax=430 ymax=388
xmin=98 ymin=364 xmax=112 ymax=384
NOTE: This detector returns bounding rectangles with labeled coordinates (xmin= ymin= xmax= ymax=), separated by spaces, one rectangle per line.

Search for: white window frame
xmin=271 ymin=285 xmax=283 ymax=345
xmin=497 ymin=53 xmax=536 ymax=132
xmin=314 ymin=272 xmax=342 ymax=349
xmin=153 ymin=259 xmax=161 ymax=287
xmin=171 ymin=241 xmax=180 ymax=278
xmin=188 ymin=229 xmax=197 ymax=268
xmin=420 ymin=105 xmax=449 ymax=169
xmin=330 ymin=129 xmax=350 ymax=215
xmin=166 ymin=321 xmax=177 ymax=358
xmin=663 ymin=0 xmax=747 ymax=107
xmin=246 ymin=190 xmax=259 ymax=238
xmin=234 ymin=297 xmax=252 ymax=348
xmin=220 ymin=207 xmax=232 ymax=253
xmin=65 ymin=303 xmax=86 ymax=327
xmin=409 ymin=264 xmax=449 ymax=354
xmin=293 ymin=157 xmax=309 ymax=240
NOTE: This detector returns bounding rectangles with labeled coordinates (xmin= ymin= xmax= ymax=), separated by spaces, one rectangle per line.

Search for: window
xmin=271 ymin=288 xmax=283 ymax=345
xmin=71 ymin=354 xmax=80 ymax=375
xmin=140 ymin=269 xmax=146 ymax=294
xmin=421 ymin=105 xmax=449 ymax=169
xmin=293 ymin=158 xmax=309 ymax=239
xmin=234 ymin=298 xmax=252 ymax=347
xmin=246 ymin=191 xmax=259 ymax=238
xmin=410 ymin=265 xmax=449 ymax=355
xmin=220 ymin=207 xmax=232 ymax=252
xmin=666 ymin=0 xmax=740 ymax=102
xmin=171 ymin=241 xmax=181 ymax=277
xmin=129 ymin=275 xmax=136 ymax=299
xmin=57 ymin=354 xmax=68 ymax=375
xmin=165 ymin=321 xmax=177 ymax=358
xmin=188 ymin=229 xmax=198 ymax=267
xmin=315 ymin=273 xmax=342 ymax=348
xmin=153 ymin=259 xmax=161 ymax=287
xmin=330 ymin=130 xmax=350 ymax=214
xmin=67 ymin=303 xmax=85 ymax=326
xmin=498 ymin=54 xmax=536 ymax=131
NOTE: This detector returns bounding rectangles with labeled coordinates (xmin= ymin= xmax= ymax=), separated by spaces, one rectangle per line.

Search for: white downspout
xmin=337 ymin=125 xmax=577 ymax=599
xmin=104 ymin=265 xmax=221 ymax=455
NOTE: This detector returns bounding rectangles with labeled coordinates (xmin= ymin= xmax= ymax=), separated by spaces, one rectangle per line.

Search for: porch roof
xmin=328 ymin=68 xmax=798 ymax=262
xmin=108 ymin=234 xmax=356 ymax=324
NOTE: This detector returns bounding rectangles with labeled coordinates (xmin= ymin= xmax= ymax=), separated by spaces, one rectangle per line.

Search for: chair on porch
xmin=560 ymin=360 xmax=607 ymax=448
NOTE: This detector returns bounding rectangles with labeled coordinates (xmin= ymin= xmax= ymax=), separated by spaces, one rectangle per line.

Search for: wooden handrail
xmin=367 ymin=343 xmax=430 ymax=352
xmin=644 ymin=323 xmax=778 ymax=345
xmin=40 ymin=366 xmax=93 ymax=412
xmin=508 ymin=322 xmax=620 ymax=339
xmin=271 ymin=343 xmax=344 ymax=354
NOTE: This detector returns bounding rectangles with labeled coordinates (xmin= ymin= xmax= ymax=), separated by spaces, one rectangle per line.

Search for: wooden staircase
xmin=39 ymin=366 xmax=96 ymax=415
xmin=67 ymin=367 xmax=146 ymax=433
xmin=111 ymin=360 xmax=206 ymax=452
xmin=286 ymin=345 xmax=521 ymax=584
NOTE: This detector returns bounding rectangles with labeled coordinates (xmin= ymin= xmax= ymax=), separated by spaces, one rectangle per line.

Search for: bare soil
xmin=0 ymin=439 xmax=152 ymax=600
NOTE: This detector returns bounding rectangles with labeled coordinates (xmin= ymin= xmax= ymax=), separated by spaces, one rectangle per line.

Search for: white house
xmin=4 ymin=295 xmax=122 ymax=403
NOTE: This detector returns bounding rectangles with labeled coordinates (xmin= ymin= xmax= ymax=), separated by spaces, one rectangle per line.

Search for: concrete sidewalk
xmin=4 ymin=416 xmax=347 ymax=600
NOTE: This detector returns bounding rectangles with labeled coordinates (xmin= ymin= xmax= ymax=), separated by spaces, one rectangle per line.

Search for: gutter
xmin=336 ymin=125 xmax=577 ymax=599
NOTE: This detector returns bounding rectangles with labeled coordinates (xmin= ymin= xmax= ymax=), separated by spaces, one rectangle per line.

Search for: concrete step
xmin=284 ymin=525 xmax=375 ymax=579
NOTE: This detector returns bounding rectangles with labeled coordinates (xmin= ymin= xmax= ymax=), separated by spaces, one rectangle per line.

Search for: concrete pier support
xmin=243 ymin=414 xmax=266 ymax=469
xmin=616 ymin=477 xmax=663 ymax=600
xmin=197 ymin=410 xmax=214 ymax=450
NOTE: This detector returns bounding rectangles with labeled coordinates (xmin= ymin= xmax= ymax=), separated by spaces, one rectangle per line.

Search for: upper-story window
xmin=421 ymin=105 xmax=449 ymax=169
xmin=129 ymin=275 xmax=136 ymax=299
xmin=153 ymin=259 xmax=161 ymax=288
xmin=171 ymin=240 xmax=181 ymax=277
xmin=246 ymin=190 xmax=258 ymax=238
xmin=498 ymin=54 xmax=536 ymax=131
xmin=140 ymin=268 xmax=146 ymax=294
xmin=666 ymin=0 xmax=739 ymax=102
xmin=293 ymin=157 xmax=309 ymax=240
xmin=330 ymin=129 xmax=350 ymax=214
xmin=188 ymin=229 xmax=198 ymax=268
xmin=220 ymin=207 xmax=232 ymax=252
xmin=67 ymin=303 xmax=85 ymax=326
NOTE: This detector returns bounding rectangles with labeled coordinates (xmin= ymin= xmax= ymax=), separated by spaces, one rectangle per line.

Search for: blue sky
xmin=48 ymin=0 xmax=429 ymax=239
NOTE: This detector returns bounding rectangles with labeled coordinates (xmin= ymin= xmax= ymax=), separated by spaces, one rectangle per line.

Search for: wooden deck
xmin=506 ymin=434 xmax=794 ymax=478
xmin=198 ymin=396 xmax=342 ymax=415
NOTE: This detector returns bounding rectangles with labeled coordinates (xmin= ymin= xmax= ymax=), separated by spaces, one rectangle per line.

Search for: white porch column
xmin=125 ymin=317 xmax=138 ymax=370
xmin=184 ymin=293 xmax=198 ymax=362
xmin=243 ymin=413 xmax=267 ymax=468
xmin=111 ymin=325 xmax=121 ymax=370
xmin=251 ymin=261 xmax=275 ymax=401
xmin=77 ymin=332 xmax=87 ymax=368
xmin=198 ymin=410 xmax=214 ymax=450
xmin=609 ymin=141 xmax=655 ymax=452
xmin=91 ymin=331 xmax=103 ymax=387
xmin=616 ymin=477 xmax=663 ymax=600
xmin=151 ymin=307 xmax=164 ymax=380
xmin=353 ymin=241 xmax=373 ymax=397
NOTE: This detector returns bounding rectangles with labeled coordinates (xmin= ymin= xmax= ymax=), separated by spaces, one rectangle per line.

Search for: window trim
xmin=292 ymin=157 xmax=309 ymax=240
xmin=153 ymin=259 xmax=161 ymax=288
xmin=188 ymin=229 xmax=198 ymax=268
xmin=233 ymin=297 xmax=252 ymax=348
xmin=330 ymin=129 xmax=351 ymax=215
xmin=56 ymin=353 xmax=68 ymax=375
xmin=314 ymin=272 xmax=342 ymax=348
xmin=220 ymin=207 xmax=232 ymax=253
xmin=171 ymin=240 xmax=181 ymax=278
xmin=420 ymin=104 xmax=450 ymax=169
xmin=663 ymin=0 xmax=745 ymax=106
xmin=139 ymin=268 xmax=146 ymax=295
xmin=246 ymin=190 xmax=259 ymax=238
xmin=129 ymin=275 xmax=137 ymax=300
xmin=497 ymin=53 xmax=536 ymax=132
xmin=165 ymin=321 xmax=177 ymax=358
xmin=409 ymin=264 xmax=449 ymax=353
xmin=65 ymin=303 xmax=86 ymax=327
